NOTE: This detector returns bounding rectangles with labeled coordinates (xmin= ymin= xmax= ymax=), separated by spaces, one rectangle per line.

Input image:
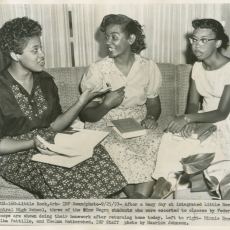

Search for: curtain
xmin=221 ymin=4 xmax=230 ymax=58
xmin=0 ymin=4 xmax=225 ymax=68
xmin=70 ymin=4 xmax=97 ymax=67
xmin=0 ymin=4 xmax=72 ymax=69
xmin=70 ymin=3 xmax=222 ymax=66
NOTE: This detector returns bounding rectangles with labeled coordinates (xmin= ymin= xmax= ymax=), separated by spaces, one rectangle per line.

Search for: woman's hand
xmin=79 ymin=85 xmax=106 ymax=105
xmin=37 ymin=147 xmax=57 ymax=156
xmin=141 ymin=115 xmax=158 ymax=129
xmin=34 ymin=138 xmax=46 ymax=149
xmin=166 ymin=116 xmax=187 ymax=134
xmin=34 ymin=138 xmax=56 ymax=156
xmin=102 ymin=86 xmax=125 ymax=110
xmin=181 ymin=123 xmax=197 ymax=138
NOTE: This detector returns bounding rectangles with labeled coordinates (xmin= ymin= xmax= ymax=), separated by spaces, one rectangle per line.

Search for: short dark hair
xmin=100 ymin=14 xmax=146 ymax=54
xmin=192 ymin=18 xmax=229 ymax=51
xmin=0 ymin=17 xmax=42 ymax=57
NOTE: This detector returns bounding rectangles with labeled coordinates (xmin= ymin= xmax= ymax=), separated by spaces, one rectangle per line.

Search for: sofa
xmin=0 ymin=63 xmax=192 ymax=199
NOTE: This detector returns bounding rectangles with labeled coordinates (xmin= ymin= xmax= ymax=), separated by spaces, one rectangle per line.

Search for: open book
xmin=32 ymin=129 xmax=109 ymax=168
xmin=173 ymin=123 xmax=217 ymax=143
xmin=111 ymin=118 xmax=146 ymax=139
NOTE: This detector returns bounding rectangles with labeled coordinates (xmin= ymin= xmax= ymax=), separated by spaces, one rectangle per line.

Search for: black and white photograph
xmin=0 ymin=0 xmax=230 ymax=229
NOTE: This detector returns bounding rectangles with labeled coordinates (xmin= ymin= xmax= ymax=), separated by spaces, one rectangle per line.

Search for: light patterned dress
xmin=152 ymin=61 xmax=230 ymax=182
xmin=81 ymin=54 xmax=163 ymax=184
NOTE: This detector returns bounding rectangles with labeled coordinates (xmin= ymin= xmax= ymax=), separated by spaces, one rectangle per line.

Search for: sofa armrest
xmin=0 ymin=177 xmax=36 ymax=200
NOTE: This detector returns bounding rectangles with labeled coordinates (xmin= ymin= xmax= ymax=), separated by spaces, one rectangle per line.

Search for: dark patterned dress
xmin=0 ymin=67 xmax=127 ymax=199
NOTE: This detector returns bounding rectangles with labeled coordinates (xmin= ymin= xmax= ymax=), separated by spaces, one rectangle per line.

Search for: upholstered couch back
xmin=46 ymin=63 xmax=192 ymax=128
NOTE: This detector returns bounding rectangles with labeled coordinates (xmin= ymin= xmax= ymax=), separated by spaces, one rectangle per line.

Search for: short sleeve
xmin=81 ymin=63 xmax=104 ymax=102
xmin=0 ymin=108 xmax=11 ymax=142
xmin=146 ymin=61 xmax=162 ymax=98
xmin=191 ymin=62 xmax=200 ymax=81
xmin=223 ymin=63 xmax=230 ymax=85
xmin=0 ymin=108 xmax=5 ymax=139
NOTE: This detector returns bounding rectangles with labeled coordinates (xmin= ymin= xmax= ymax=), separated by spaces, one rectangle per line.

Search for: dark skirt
xmin=0 ymin=128 xmax=127 ymax=199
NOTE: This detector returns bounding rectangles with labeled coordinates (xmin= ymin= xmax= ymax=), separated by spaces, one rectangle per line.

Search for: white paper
xmin=36 ymin=130 xmax=109 ymax=157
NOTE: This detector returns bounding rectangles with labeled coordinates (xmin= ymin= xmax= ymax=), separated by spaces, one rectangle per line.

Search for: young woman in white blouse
xmin=152 ymin=18 xmax=230 ymax=189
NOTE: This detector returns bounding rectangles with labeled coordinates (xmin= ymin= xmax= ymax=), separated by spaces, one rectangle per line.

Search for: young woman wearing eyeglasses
xmin=151 ymin=18 xmax=230 ymax=190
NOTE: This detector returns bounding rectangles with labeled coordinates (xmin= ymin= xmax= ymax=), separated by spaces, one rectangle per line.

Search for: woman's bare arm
xmin=0 ymin=139 xmax=34 ymax=155
xmin=80 ymin=86 xmax=125 ymax=122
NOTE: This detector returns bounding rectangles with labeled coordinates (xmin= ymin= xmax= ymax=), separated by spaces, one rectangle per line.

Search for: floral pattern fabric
xmin=85 ymin=105 xmax=163 ymax=184
xmin=11 ymin=84 xmax=48 ymax=120
xmin=0 ymin=127 xmax=127 ymax=199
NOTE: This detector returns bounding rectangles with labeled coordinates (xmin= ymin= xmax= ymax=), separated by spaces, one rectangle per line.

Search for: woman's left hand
xmin=166 ymin=116 xmax=187 ymax=134
xmin=141 ymin=116 xmax=158 ymax=129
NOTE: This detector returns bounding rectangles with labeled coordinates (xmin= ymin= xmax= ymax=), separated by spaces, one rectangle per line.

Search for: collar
xmin=101 ymin=54 xmax=146 ymax=75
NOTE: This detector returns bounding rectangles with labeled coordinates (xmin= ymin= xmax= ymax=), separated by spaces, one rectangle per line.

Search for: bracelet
xmin=183 ymin=114 xmax=190 ymax=124
xmin=146 ymin=115 xmax=155 ymax=120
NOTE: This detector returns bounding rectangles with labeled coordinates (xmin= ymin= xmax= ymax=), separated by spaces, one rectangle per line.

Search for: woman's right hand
xmin=102 ymin=86 xmax=125 ymax=109
xmin=79 ymin=85 xmax=104 ymax=105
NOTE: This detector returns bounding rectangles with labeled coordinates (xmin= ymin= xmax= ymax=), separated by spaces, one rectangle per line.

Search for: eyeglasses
xmin=189 ymin=38 xmax=216 ymax=46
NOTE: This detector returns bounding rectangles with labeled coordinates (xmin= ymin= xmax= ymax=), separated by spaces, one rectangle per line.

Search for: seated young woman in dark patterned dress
xmin=0 ymin=17 xmax=127 ymax=199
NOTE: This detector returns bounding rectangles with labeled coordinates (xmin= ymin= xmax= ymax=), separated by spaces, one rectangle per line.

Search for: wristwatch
xmin=183 ymin=114 xmax=190 ymax=124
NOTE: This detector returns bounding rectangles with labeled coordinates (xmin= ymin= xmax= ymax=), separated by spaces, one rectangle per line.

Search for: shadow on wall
xmin=184 ymin=32 xmax=196 ymax=65
xmin=94 ymin=27 xmax=108 ymax=59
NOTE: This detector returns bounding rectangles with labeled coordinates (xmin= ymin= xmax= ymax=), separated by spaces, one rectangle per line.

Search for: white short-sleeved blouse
xmin=192 ymin=61 xmax=230 ymax=112
xmin=81 ymin=54 xmax=162 ymax=108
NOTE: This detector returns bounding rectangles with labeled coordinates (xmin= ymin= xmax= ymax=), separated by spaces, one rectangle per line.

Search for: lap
xmin=152 ymin=132 xmax=216 ymax=180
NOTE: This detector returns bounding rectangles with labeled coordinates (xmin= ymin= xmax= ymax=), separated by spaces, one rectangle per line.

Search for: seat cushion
xmin=0 ymin=177 xmax=35 ymax=199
